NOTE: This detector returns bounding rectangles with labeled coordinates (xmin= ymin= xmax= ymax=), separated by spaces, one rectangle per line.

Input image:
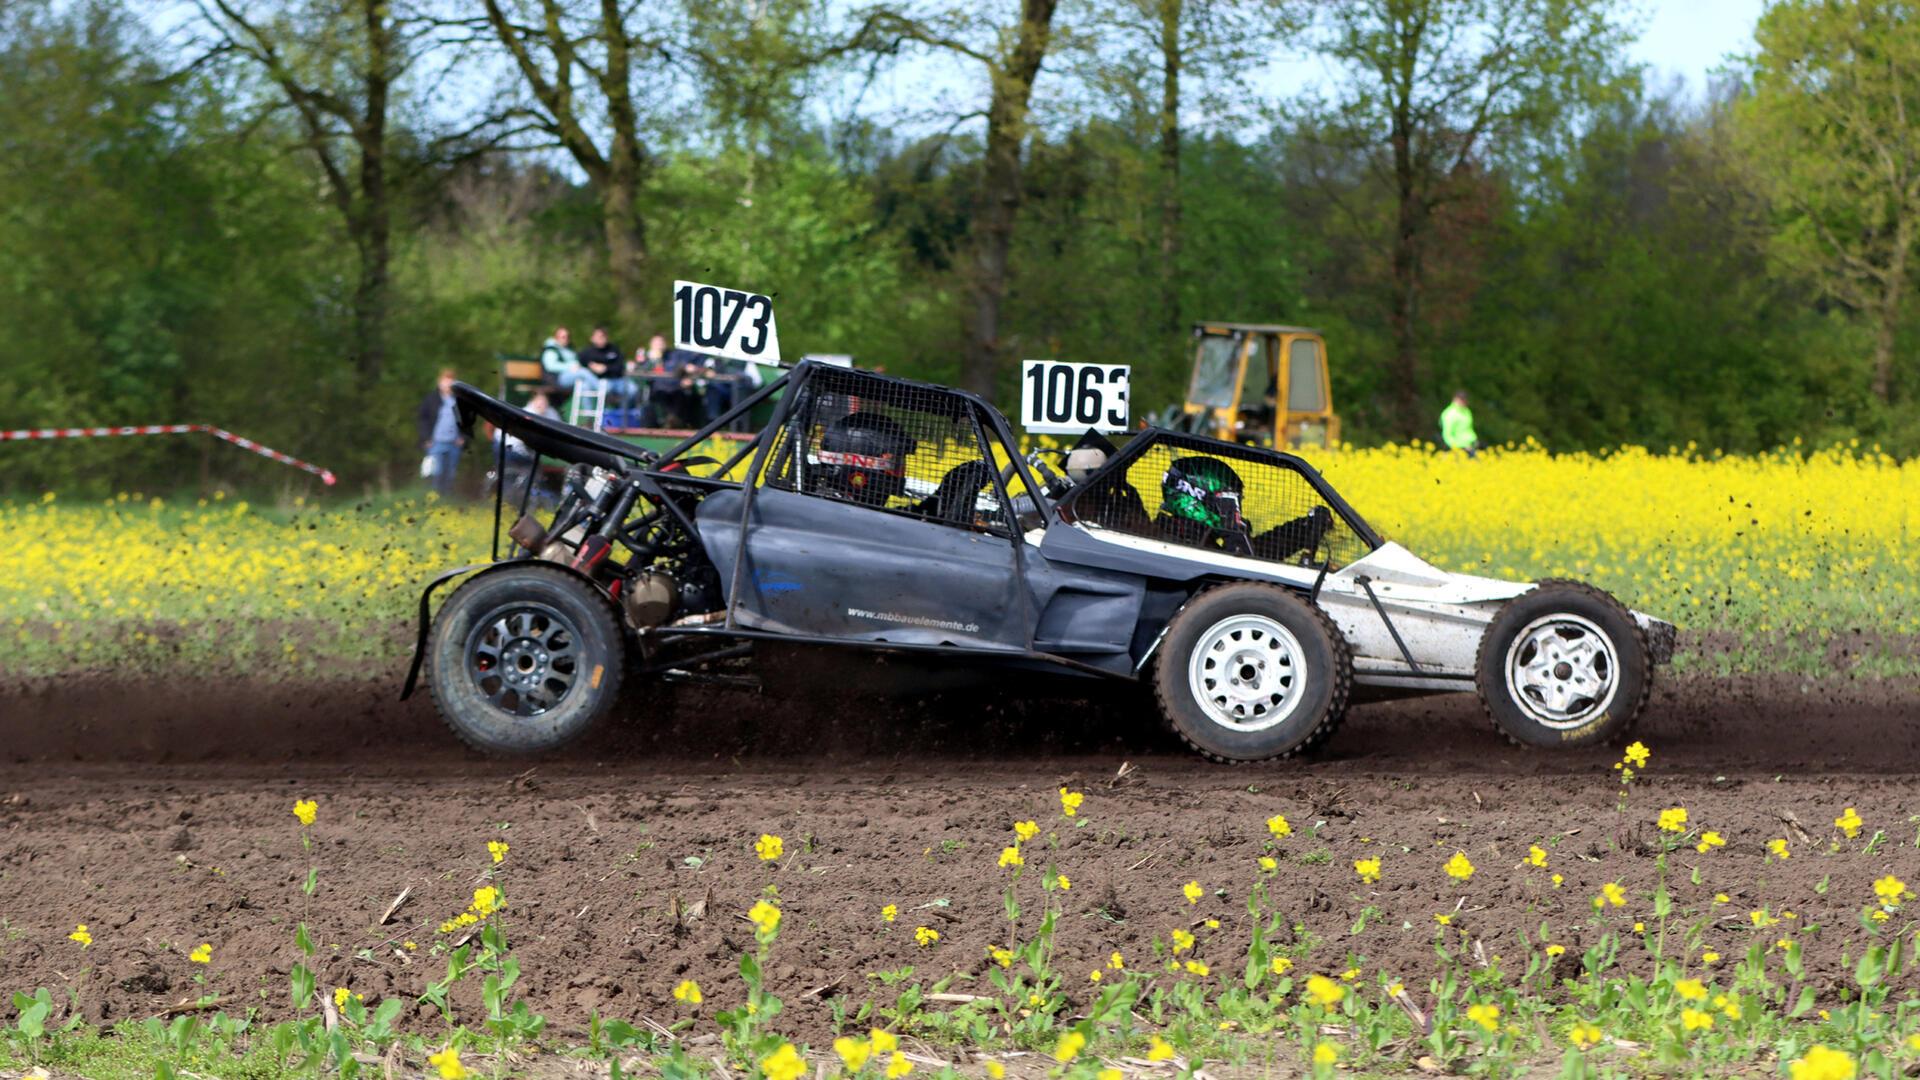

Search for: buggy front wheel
xmin=1153 ymin=583 xmax=1351 ymax=762
xmin=426 ymin=564 xmax=625 ymax=754
xmin=1474 ymin=580 xmax=1649 ymax=748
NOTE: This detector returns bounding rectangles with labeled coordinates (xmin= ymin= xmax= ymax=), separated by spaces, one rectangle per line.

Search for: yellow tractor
xmin=1176 ymin=322 xmax=1339 ymax=448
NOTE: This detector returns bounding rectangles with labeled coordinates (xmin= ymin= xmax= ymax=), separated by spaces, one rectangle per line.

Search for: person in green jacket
xmin=1440 ymin=390 xmax=1478 ymax=456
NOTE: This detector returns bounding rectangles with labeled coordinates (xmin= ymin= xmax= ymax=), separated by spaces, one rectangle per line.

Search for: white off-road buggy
xmin=405 ymin=360 xmax=1675 ymax=761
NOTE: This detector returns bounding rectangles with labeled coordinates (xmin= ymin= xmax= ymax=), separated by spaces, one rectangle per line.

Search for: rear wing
xmin=452 ymin=382 xmax=653 ymax=473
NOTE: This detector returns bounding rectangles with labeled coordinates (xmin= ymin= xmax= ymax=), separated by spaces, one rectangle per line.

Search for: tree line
xmin=0 ymin=0 xmax=1915 ymax=492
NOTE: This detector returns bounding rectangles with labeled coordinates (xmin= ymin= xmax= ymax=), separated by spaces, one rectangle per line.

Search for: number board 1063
xmin=1019 ymin=360 xmax=1130 ymax=434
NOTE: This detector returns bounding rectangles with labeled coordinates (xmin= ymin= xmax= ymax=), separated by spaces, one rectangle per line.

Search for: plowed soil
xmin=1 ymin=664 xmax=1917 ymax=1041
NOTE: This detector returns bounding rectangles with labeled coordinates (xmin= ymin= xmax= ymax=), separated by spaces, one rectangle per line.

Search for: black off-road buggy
xmin=402 ymin=360 xmax=1674 ymax=761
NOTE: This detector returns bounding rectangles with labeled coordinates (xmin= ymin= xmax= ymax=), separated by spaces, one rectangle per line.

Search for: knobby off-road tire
xmin=1474 ymin=579 xmax=1650 ymax=749
xmin=427 ymin=563 xmax=625 ymax=754
xmin=1153 ymin=583 xmax=1352 ymax=762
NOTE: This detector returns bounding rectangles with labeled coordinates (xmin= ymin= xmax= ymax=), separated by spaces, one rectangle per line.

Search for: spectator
xmin=637 ymin=334 xmax=696 ymax=427
xmin=578 ymin=325 xmax=639 ymax=422
xmin=539 ymin=326 xmax=590 ymax=392
xmin=1440 ymin=390 xmax=1479 ymax=457
xmin=417 ymin=367 xmax=465 ymax=496
xmin=494 ymin=385 xmax=562 ymax=507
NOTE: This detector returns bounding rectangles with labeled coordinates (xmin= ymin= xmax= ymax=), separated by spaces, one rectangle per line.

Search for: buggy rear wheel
xmin=426 ymin=563 xmax=624 ymax=754
xmin=1474 ymin=579 xmax=1649 ymax=748
xmin=1153 ymin=583 xmax=1351 ymax=762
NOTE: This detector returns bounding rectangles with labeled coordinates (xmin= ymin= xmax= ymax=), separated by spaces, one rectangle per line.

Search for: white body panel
xmin=1066 ymin=528 xmax=1672 ymax=689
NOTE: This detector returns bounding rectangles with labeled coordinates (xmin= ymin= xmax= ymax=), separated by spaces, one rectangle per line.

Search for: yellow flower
xmin=885 ymin=1052 xmax=912 ymax=1079
xmin=914 ymin=926 xmax=939 ymax=947
xmin=428 ymin=1047 xmax=466 ymax=1080
xmin=1546 ymin=944 xmax=1566 ymax=957
xmin=1184 ymin=960 xmax=1210 ymax=976
xmin=1089 ymin=969 xmax=1102 ymax=982
xmin=1313 ymin=1042 xmax=1340 ymax=1066
xmin=1719 ymin=993 xmax=1742 ymax=1020
xmin=1657 ymin=807 xmax=1688 ymax=833
xmin=1623 ymin=741 xmax=1650 ymax=768
xmin=1750 ymin=909 xmax=1778 ymax=927
xmin=471 ymin=886 xmax=503 ymax=917
xmin=1097 ymin=1069 xmax=1121 ymax=1080
xmin=1834 ymin=808 xmax=1863 ymax=839
xmin=1258 ymin=856 xmax=1278 ymax=871
xmin=1466 ymin=1003 xmax=1499 ymax=1031
xmin=1551 ymin=873 xmax=1564 ymax=888
xmin=487 ymin=840 xmax=509 ymax=864
xmin=1768 ymin=838 xmax=1790 ymax=859
xmin=673 ymin=979 xmax=702 ymax=1005
xmin=292 ymin=799 xmax=318 ymax=826
xmin=1169 ymin=928 xmax=1195 ymax=953
xmin=1569 ymin=1021 xmax=1602 ymax=1049
xmin=881 ymin=903 xmax=897 ymax=923
xmin=1681 ymin=1007 xmax=1713 ymax=1031
xmin=1600 ymin=882 xmax=1627 ymax=907
xmin=755 ymin=833 xmax=784 ymax=861
xmin=1339 ymin=967 xmax=1360 ymax=981
xmin=1059 ymin=788 xmax=1084 ymax=817
xmin=1695 ymin=830 xmax=1725 ymax=853
xmin=68 ymin=924 xmax=91 ymax=948
xmin=1266 ymin=814 xmax=1293 ymax=838
xmin=834 ymin=1036 xmax=871 ymax=1072
xmin=1354 ymin=857 xmax=1382 ymax=884
xmin=990 ymin=946 xmax=1014 ymax=968
xmin=1013 ymin=820 xmax=1039 ymax=841
xmin=1147 ymin=1035 xmax=1175 ymax=1062
xmin=1271 ymin=956 xmax=1293 ymax=975
xmin=1526 ymin=845 xmax=1547 ymax=868
xmin=1702 ymin=951 xmax=1720 ymax=964
xmin=1056 ymin=873 xmax=1071 ymax=891
xmin=1874 ymin=874 xmax=1908 ymax=908
xmin=1444 ymin=852 xmax=1474 ymax=881
xmin=1305 ymin=975 xmax=1345 ymax=1007
xmin=1108 ymin=951 xmax=1125 ymax=970
xmin=748 ymin=899 xmax=782 ymax=937
xmin=1388 ymin=982 xmax=1405 ymax=996
xmin=1053 ymin=1030 xmax=1087 ymax=1063
xmin=1182 ymin=880 xmax=1204 ymax=904
xmin=1434 ymin=913 xmax=1452 ymax=925
xmin=403 ymin=941 xmax=418 ymax=951
xmin=1674 ymin=978 xmax=1707 ymax=1001
xmin=1634 ymin=921 xmax=1646 ymax=933
xmin=333 ymin=987 xmax=361 ymax=1009
xmin=1789 ymin=1045 xmax=1857 ymax=1080
xmin=761 ymin=1043 xmax=806 ymax=1080
xmin=189 ymin=943 xmax=212 ymax=964
xmin=870 ymin=1030 xmax=899 ymax=1054
xmin=984 ymin=1061 xmax=1006 ymax=1080
xmin=998 ymin=846 xmax=1023 ymax=869
xmin=1714 ymin=893 xmax=1731 ymax=903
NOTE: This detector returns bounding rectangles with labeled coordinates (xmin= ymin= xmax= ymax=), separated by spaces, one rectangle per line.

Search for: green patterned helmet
xmin=1161 ymin=456 xmax=1246 ymax=531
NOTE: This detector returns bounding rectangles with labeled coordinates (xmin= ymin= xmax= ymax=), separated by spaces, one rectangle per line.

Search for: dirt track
xmin=1 ymin=669 xmax=1917 ymax=1040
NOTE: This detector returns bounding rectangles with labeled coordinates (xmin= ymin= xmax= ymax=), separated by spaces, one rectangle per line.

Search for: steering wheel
xmin=1000 ymin=447 xmax=1071 ymax=500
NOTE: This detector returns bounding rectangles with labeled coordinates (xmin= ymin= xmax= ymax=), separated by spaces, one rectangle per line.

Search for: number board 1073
xmin=1019 ymin=361 xmax=1131 ymax=434
xmin=672 ymin=280 xmax=781 ymax=365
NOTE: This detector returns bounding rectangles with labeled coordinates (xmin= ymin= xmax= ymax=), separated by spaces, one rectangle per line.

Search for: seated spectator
xmin=539 ymin=326 xmax=586 ymax=391
xmin=636 ymin=334 xmax=698 ymax=427
xmin=578 ymin=325 xmax=639 ymax=423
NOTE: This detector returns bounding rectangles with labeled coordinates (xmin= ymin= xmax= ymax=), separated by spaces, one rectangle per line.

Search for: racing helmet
xmin=814 ymin=412 xmax=915 ymax=505
xmin=1160 ymin=455 xmax=1247 ymax=533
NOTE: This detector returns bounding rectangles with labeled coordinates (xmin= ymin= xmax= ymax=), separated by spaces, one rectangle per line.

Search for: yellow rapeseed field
xmin=0 ymin=443 xmax=1914 ymax=674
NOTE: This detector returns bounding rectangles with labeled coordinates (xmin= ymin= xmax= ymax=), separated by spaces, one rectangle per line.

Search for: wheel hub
xmin=1504 ymin=614 xmax=1619 ymax=728
xmin=466 ymin=605 xmax=579 ymax=718
xmin=1188 ymin=614 xmax=1306 ymax=733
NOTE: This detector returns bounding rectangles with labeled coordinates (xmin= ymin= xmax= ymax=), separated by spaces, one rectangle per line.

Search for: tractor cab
xmin=1180 ymin=323 xmax=1339 ymax=449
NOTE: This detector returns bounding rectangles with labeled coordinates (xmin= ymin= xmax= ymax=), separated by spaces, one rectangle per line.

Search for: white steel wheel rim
xmin=1503 ymin=613 xmax=1620 ymax=729
xmin=1187 ymin=614 xmax=1308 ymax=733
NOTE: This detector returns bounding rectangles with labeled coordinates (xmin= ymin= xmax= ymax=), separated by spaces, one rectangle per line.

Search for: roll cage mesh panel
xmin=760 ymin=366 xmax=1013 ymax=535
xmin=1061 ymin=432 xmax=1374 ymax=569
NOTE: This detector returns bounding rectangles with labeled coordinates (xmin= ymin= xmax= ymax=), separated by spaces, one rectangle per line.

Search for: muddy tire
xmin=426 ymin=563 xmax=625 ymax=754
xmin=1474 ymin=579 xmax=1649 ymax=749
xmin=1153 ymin=583 xmax=1351 ymax=762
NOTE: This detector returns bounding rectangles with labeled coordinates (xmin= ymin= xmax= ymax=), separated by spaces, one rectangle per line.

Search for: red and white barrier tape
xmin=0 ymin=423 xmax=336 ymax=485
